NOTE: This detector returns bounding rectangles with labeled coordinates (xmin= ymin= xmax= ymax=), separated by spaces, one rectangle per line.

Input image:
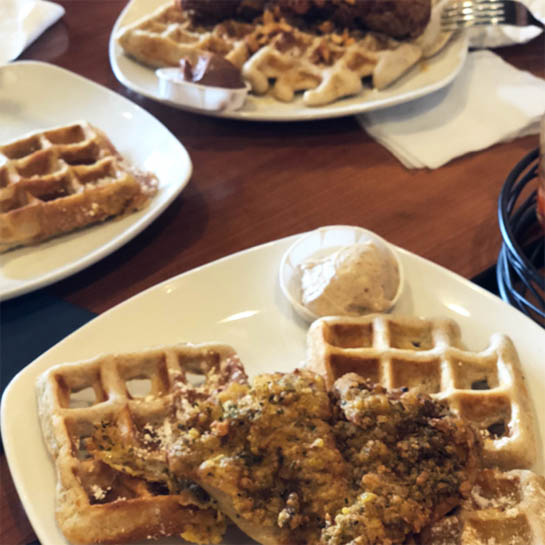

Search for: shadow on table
xmin=0 ymin=291 xmax=96 ymax=398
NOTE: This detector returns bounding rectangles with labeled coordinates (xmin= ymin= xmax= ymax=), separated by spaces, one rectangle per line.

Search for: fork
xmin=441 ymin=0 xmax=545 ymax=31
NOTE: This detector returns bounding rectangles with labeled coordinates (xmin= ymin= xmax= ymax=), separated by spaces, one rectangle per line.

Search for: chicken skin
xmin=91 ymin=369 xmax=481 ymax=545
xmin=179 ymin=0 xmax=431 ymax=39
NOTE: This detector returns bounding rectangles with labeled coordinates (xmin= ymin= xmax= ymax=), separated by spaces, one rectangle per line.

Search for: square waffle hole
xmin=25 ymin=175 xmax=74 ymax=202
xmin=75 ymin=159 xmax=118 ymax=185
xmin=60 ymin=141 xmax=101 ymax=165
xmin=69 ymin=386 xmax=98 ymax=409
xmin=186 ymin=372 xmax=206 ymax=386
xmin=472 ymin=471 xmax=521 ymax=508
xmin=57 ymin=370 xmax=107 ymax=409
xmin=390 ymin=357 xmax=441 ymax=394
xmin=16 ymin=151 xmax=61 ymax=178
xmin=388 ymin=322 xmax=433 ymax=350
xmin=456 ymin=394 xmax=512 ymax=438
xmin=45 ymin=124 xmax=86 ymax=145
xmin=324 ymin=323 xmax=373 ymax=348
xmin=330 ymin=354 xmax=380 ymax=385
xmin=126 ymin=378 xmax=153 ymax=398
xmin=451 ymin=357 xmax=499 ymax=390
xmin=65 ymin=418 xmax=100 ymax=460
xmin=176 ymin=349 xmax=223 ymax=374
xmin=465 ymin=514 xmax=531 ymax=545
xmin=1 ymin=135 xmax=42 ymax=159
xmin=116 ymin=354 xmax=170 ymax=398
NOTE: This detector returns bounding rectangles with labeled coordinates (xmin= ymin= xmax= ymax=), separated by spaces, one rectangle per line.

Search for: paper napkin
xmin=0 ymin=0 xmax=65 ymax=65
xmin=357 ymin=50 xmax=545 ymax=169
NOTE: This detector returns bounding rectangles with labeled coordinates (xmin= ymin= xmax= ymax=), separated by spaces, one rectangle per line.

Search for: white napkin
xmin=0 ymin=0 xmax=65 ymax=65
xmin=358 ymin=50 xmax=545 ymax=169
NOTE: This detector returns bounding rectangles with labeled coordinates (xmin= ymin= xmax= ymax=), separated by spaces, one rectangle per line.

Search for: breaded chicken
xmin=179 ymin=0 xmax=431 ymax=38
xmin=190 ymin=370 xmax=352 ymax=545
xmin=92 ymin=369 xmax=481 ymax=545
xmin=323 ymin=374 xmax=481 ymax=545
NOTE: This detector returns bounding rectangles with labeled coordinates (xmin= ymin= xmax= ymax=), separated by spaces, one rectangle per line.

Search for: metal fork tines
xmin=441 ymin=0 xmax=545 ymax=30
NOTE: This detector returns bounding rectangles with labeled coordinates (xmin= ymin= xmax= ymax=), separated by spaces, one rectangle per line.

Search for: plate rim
xmin=0 ymin=60 xmax=193 ymax=302
xmin=3 ymin=231 xmax=544 ymax=545
xmin=108 ymin=0 xmax=469 ymax=122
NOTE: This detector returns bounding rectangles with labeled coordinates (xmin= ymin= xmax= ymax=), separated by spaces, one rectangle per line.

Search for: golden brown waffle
xmin=35 ymin=342 xmax=241 ymax=545
xmin=117 ymin=3 xmax=450 ymax=106
xmin=0 ymin=121 xmax=158 ymax=252
xmin=420 ymin=468 xmax=545 ymax=545
xmin=306 ymin=314 xmax=537 ymax=470
xmin=117 ymin=4 xmax=253 ymax=70
xmin=241 ymin=27 xmax=424 ymax=106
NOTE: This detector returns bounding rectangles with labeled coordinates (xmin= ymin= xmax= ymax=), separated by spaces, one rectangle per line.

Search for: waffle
xmin=35 ymin=342 xmax=241 ymax=545
xmin=117 ymin=2 xmax=451 ymax=107
xmin=242 ymin=27 xmax=425 ymax=106
xmin=420 ymin=468 xmax=545 ymax=545
xmin=0 ymin=121 xmax=158 ymax=252
xmin=117 ymin=4 xmax=252 ymax=70
xmin=306 ymin=314 xmax=537 ymax=470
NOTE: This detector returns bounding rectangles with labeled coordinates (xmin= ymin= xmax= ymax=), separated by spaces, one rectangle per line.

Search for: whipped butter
xmin=299 ymin=240 xmax=400 ymax=317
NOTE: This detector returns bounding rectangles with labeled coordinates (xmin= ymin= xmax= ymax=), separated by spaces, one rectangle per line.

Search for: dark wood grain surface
xmin=1 ymin=1 xmax=544 ymax=543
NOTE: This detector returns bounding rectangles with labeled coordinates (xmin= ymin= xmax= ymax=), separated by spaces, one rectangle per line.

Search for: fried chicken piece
xmin=92 ymin=368 xmax=482 ymax=545
xmin=178 ymin=0 xmax=266 ymax=24
xmin=322 ymin=374 xmax=481 ymax=545
xmin=276 ymin=0 xmax=430 ymax=38
xmin=328 ymin=0 xmax=431 ymax=39
xmin=174 ymin=370 xmax=353 ymax=545
xmin=92 ymin=367 xmax=352 ymax=545
xmin=178 ymin=0 xmax=430 ymax=39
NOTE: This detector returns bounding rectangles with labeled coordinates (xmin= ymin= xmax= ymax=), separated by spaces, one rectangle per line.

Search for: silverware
xmin=441 ymin=0 xmax=545 ymax=31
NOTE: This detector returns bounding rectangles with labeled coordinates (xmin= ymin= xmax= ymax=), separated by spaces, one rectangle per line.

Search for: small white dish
xmin=156 ymin=67 xmax=250 ymax=112
xmin=279 ymin=225 xmax=404 ymax=322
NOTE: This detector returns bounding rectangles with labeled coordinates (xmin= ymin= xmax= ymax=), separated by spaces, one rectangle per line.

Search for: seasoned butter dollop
xmin=299 ymin=240 xmax=400 ymax=317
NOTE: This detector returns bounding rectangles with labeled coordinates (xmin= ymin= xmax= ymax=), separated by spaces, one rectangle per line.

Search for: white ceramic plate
xmin=0 ymin=61 xmax=192 ymax=301
xmin=109 ymin=0 xmax=469 ymax=122
xmin=2 ymin=232 xmax=544 ymax=545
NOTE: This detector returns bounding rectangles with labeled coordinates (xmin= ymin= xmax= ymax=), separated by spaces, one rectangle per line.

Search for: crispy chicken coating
xmin=171 ymin=369 xmax=352 ymax=545
xmin=91 ymin=368 xmax=481 ymax=545
xmin=323 ymin=374 xmax=481 ymax=545
xmin=178 ymin=0 xmax=431 ymax=39
xmin=178 ymin=0 xmax=265 ymax=24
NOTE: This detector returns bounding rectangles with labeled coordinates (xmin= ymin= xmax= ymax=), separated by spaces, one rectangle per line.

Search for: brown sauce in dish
xmin=180 ymin=53 xmax=245 ymax=89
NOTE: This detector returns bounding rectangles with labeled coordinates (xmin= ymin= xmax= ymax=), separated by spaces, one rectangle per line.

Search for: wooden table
xmin=1 ymin=1 xmax=544 ymax=543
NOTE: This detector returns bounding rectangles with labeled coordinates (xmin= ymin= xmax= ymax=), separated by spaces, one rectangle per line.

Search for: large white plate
xmin=0 ymin=61 xmax=192 ymax=301
xmin=109 ymin=0 xmax=469 ymax=122
xmin=2 ymin=232 xmax=544 ymax=545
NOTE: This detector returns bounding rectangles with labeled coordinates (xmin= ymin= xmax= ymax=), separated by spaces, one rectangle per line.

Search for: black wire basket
xmin=497 ymin=147 xmax=545 ymax=327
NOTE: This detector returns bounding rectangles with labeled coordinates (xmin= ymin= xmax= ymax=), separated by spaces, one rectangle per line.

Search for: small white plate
xmin=109 ymin=0 xmax=469 ymax=122
xmin=2 ymin=232 xmax=544 ymax=545
xmin=0 ymin=61 xmax=192 ymax=301
xmin=156 ymin=67 xmax=250 ymax=111
xmin=279 ymin=225 xmax=404 ymax=322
